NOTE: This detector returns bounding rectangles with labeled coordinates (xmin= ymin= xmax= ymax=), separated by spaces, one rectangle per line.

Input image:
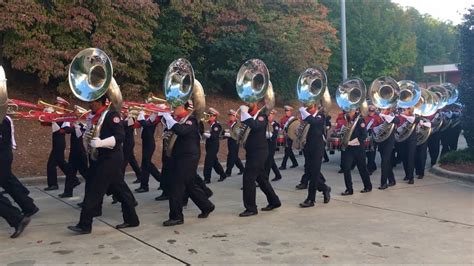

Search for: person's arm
xmin=90 ymin=112 xmax=124 ymax=149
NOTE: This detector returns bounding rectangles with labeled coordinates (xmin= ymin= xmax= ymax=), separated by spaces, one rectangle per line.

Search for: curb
xmin=16 ymin=153 xmax=289 ymax=186
xmin=429 ymin=165 xmax=474 ymax=183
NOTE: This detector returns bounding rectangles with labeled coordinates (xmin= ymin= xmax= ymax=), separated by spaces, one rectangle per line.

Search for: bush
xmin=439 ymin=148 xmax=474 ymax=164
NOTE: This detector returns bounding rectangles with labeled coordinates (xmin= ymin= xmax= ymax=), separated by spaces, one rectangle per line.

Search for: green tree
xmin=0 ymin=0 xmax=159 ymax=95
xmin=458 ymin=6 xmax=474 ymax=148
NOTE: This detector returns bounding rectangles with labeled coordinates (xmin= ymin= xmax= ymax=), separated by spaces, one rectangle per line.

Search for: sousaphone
xmin=0 ymin=66 xmax=7 ymax=122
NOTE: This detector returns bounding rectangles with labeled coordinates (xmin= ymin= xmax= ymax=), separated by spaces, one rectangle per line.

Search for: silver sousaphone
xmin=368 ymin=76 xmax=400 ymax=142
xmin=414 ymin=88 xmax=438 ymax=145
xmin=233 ymin=59 xmax=275 ymax=146
xmin=290 ymin=66 xmax=331 ymax=150
xmin=68 ymin=48 xmax=123 ymax=161
xmin=394 ymin=80 xmax=421 ymax=142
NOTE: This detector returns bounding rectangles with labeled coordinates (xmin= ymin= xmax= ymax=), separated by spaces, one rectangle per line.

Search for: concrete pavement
xmin=1 ymin=151 xmax=473 ymax=264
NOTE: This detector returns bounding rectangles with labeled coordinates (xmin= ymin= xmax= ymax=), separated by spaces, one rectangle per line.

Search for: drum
xmin=276 ymin=131 xmax=285 ymax=147
xmin=364 ymin=137 xmax=374 ymax=151
xmin=327 ymin=136 xmax=342 ymax=153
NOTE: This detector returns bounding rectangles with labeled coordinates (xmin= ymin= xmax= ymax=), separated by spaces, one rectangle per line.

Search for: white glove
xmin=52 ymin=122 xmax=60 ymax=133
xmin=224 ymin=132 xmax=231 ymax=138
xmin=401 ymin=114 xmax=415 ymax=123
xmin=162 ymin=113 xmax=177 ymax=129
xmin=74 ymin=124 xmax=83 ymax=138
xmin=420 ymin=120 xmax=431 ymax=128
xmin=299 ymin=106 xmax=310 ymax=120
xmin=127 ymin=116 xmax=135 ymax=126
xmin=203 ymin=132 xmax=211 ymax=138
xmin=240 ymin=105 xmax=249 ymax=113
xmin=380 ymin=113 xmax=395 ymax=123
xmin=149 ymin=113 xmax=158 ymax=123
xmin=266 ymin=131 xmax=272 ymax=139
xmin=90 ymin=136 xmax=116 ymax=149
xmin=137 ymin=110 xmax=146 ymax=121
xmin=44 ymin=107 xmax=54 ymax=113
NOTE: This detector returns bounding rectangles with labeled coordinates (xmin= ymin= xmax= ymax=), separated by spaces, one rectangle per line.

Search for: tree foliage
xmin=0 ymin=0 xmax=159 ymax=95
xmin=458 ymin=6 xmax=474 ymax=148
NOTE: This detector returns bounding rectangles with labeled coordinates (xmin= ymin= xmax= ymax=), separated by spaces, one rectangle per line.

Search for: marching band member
xmin=135 ymin=110 xmax=161 ymax=193
xmin=265 ymin=109 xmax=282 ymax=182
xmin=1 ymin=115 xmax=38 ymax=238
xmin=59 ymin=120 xmax=87 ymax=198
xmin=374 ymin=108 xmax=399 ymax=189
xmin=68 ymin=96 xmax=139 ymax=234
xmin=442 ymin=103 xmax=463 ymax=154
xmin=415 ymin=118 xmax=431 ymax=179
xmin=42 ymin=97 xmax=76 ymax=192
xmin=397 ymin=107 xmax=420 ymax=184
xmin=160 ymin=100 xmax=215 ymax=226
xmin=202 ymin=107 xmax=227 ymax=183
xmin=335 ymin=110 xmax=350 ymax=173
xmin=224 ymin=109 xmax=244 ymax=177
xmin=341 ymin=109 xmax=373 ymax=195
xmin=239 ymin=103 xmax=281 ymax=217
xmin=298 ymin=105 xmax=331 ymax=207
xmin=364 ymin=105 xmax=382 ymax=175
xmin=279 ymin=105 xmax=298 ymax=170
xmin=427 ymin=110 xmax=442 ymax=166
xmin=122 ymin=114 xmax=142 ymax=184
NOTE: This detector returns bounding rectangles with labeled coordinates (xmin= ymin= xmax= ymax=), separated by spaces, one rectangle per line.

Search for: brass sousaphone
xmin=68 ymin=48 xmax=123 ymax=161
xmin=0 ymin=66 xmax=7 ymax=122
xmin=162 ymin=58 xmax=206 ymax=157
xmin=233 ymin=59 xmax=275 ymax=146
xmin=290 ymin=67 xmax=331 ymax=150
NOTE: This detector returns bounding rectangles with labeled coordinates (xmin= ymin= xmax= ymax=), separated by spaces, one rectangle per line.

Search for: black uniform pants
xmin=440 ymin=129 xmax=451 ymax=156
xmin=122 ymin=145 xmax=141 ymax=179
xmin=0 ymin=152 xmax=36 ymax=214
xmin=47 ymin=146 xmax=74 ymax=187
xmin=0 ymin=194 xmax=23 ymax=228
xmin=65 ymin=146 xmax=87 ymax=194
xmin=225 ymin=139 xmax=244 ymax=175
xmin=415 ymin=142 xmax=428 ymax=176
xmin=378 ymin=137 xmax=395 ymax=186
xmin=243 ymin=150 xmax=281 ymax=213
xmin=342 ymin=146 xmax=372 ymax=191
xmin=140 ymin=143 xmax=161 ymax=190
xmin=182 ymin=174 xmax=213 ymax=206
xmin=281 ymin=139 xmax=297 ymax=168
xmin=204 ymin=147 xmax=226 ymax=181
xmin=305 ymin=146 xmax=328 ymax=202
xmin=427 ymin=131 xmax=441 ymax=166
xmin=366 ymin=150 xmax=377 ymax=173
xmin=265 ymin=142 xmax=281 ymax=179
xmin=168 ymin=155 xmax=213 ymax=221
xmin=400 ymin=137 xmax=417 ymax=180
xmin=78 ymin=154 xmax=139 ymax=231
xmin=449 ymin=126 xmax=462 ymax=151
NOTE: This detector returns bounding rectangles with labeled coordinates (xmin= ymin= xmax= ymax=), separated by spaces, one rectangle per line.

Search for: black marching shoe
xmin=417 ymin=175 xmax=424 ymax=179
xmin=323 ymin=186 xmax=331 ymax=204
xmin=163 ymin=219 xmax=184 ymax=227
xmin=261 ymin=203 xmax=281 ymax=211
xmin=10 ymin=216 xmax=31 ymax=238
xmin=403 ymin=176 xmax=409 ymax=181
xmin=338 ymin=169 xmax=344 ymax=173
xmin=77 ymin=202 xmax=84 ymax=208
xmin=218 ymin=176 xmax=226 ymax=182
xmin=388 ymin=182 xmax=396 ymax=187
xmin=225 ymin=172 xmax=231 ymax=177
xmin=24 ymin=206 xmax=39 ymax=217
xmin=44 ymin=185 xmax=59 ymax=191
xmin=116 ymin=222 xmax=139 ymax=229
xmin=198 ymin=204 xmax=215 ymax=219
xmin=295 ymin=183 xmax=307 ymax=190
xmin=67 ymin=225 xmax=91 ymax=234
xmin=341 ymin=190 xmax=353 ymax=196
xmin=204 ymin=179 xmax=211 ymax=184
xmin=132 ymin=179 xmax=141 ymax=184
xmin=290 ymin=164 xmax=299 ymax=168
xmin=360 ymin=188 xmax=372 ymax=193
xmin=134 ymin=187 xmax=149 ymax=193
xmin=237 ymin=170 xmax=243 ymax=175
xmin=299 ymin=199 xmax=315 ymax=208
xmin=408 ymin=179 xmax=414 ymax=184
xmin=279 ymin=166 xmax=286 ymax=170
xmin=271 ymin=176 xmax=282 ymax=182
xmin=58 ymin=192 xmax=73 ymax=198
xmin=111 ymin=196 xmax=118 ymax=204
xmin=71 ymin=180 xmax=81 ymax=189
xmin=155 ymin=194 xmax=169 ymax=201
xmin=378 ymin=184 xmax=388 ymax=190
xmin=239 ymin=210 xmax=258 ymax=217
